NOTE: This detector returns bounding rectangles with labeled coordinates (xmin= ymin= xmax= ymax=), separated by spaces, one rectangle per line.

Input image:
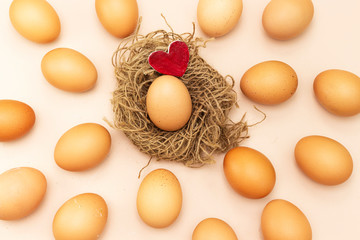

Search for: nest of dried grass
xmin=111 ymin=20 xmax=248 ymax=167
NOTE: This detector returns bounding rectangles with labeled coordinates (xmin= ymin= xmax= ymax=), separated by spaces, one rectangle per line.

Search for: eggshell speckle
xmin=54 ymin=123 xmax=111 ymax=171
xmin=197 ymin=0 xmax=243 ymax=37
xmin=9 ymin=0 xmax=61 ymax=43
xmin=262 ymin=0 xmax=314 ymax=40
xmin=240 ymin=60 xmax=298 ymax=105
xmin=137 ymin=168 xmax=182 ymax=228
xmin=41 ymin=48 xmax=97 ymax=93
xmin=223 ymin=147 xmax=276 ymax=199
xmin=314 ymin=69 xmax=360 ymax=116
xmin=261 ymin=199 xmax=312 ymax=240
xmin=0 ymin=167 xmax=47 ymax=220
xmin=53 ymin=193 xmax=108 ymax=240
xmin=0 ymin=99 xmax=35 ymax=141
xmin=295 ymin=135 xmax=353 ymax=185
xmin=146 ymin=75 xmax=192 ymax=131
xmin=192 ymin=218 xmax=238 ymax=240
xmin=95 ymin=0 xmax=138 ymax=38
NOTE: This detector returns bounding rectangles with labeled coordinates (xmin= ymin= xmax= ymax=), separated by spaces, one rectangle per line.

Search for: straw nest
xmin=111 ymin=20 xmax=248 ymax=167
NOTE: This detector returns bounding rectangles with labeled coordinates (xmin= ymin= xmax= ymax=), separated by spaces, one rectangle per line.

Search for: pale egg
xmin=0 ymin=167 xmax=47 ymax=220
xmin=262 ymin=0 xmax=314 ymax=40
xmin=192 ymin=218 xmax=238 ymax=240
xmin=137 ymin=168 xmax=182 ymax=228
xmin=9 ymin=0 xmax=61 ymax=43
xmin=261 ymin=199 xmax=312 ymax=240
xmin=54 ymin=123 xmax=111 ymax=171
xmin=314 ymin=69 xmax=360 ymax=116
xmin=240 ymin=60 xmax=298 ymax=105
xmin=41 ymin=48 xmax=97 ymax=93
xmin=223 ymin=147 xmax=276 ymax=199
xmin=295 ymin=135 xmax=353 ymax=185
xmin=0 ymin=99 xmax=35 ymax=141
xmin=53 ymin=193 xmax=108 ymax=240
xmin=146 ymin=75 xmax=192 ymax=131
xmin=197 ymin=0 xmax=243 ymax=37
xmin=95 ymin=0 xmax=138 ymax=38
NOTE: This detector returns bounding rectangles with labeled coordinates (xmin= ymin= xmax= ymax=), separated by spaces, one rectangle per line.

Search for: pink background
xmin=0 ymin=0 xmax=359 ymax=239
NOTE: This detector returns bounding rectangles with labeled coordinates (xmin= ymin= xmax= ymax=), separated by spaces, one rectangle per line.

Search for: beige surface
xmin=1 ymin=0 xmax=360 ymax=239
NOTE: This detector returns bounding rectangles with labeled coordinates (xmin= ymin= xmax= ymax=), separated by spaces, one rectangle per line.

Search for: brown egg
xmin=240 ymin=60 xmax=298 ymax=105
xmin=54 ymin=123 xmax=111 ymax=171
xmin=262 ymin=0 xmax=314 ymax=40
xmin=0 ymin=99 xmax=35 ymax=141
xmin=41 ymin=48 xmax=98 ymax=93
xmin=95 ymin=0 xmax=138 ymax=38
xmin=192 ymin=218 xmax=238 ymax=240
xmin=223 ymin=147 xmax=276 ymax=199
xmin=295 ymin=135 xmax=353 ymax=185
xmin=9 ymin=0 xmax=61 ymax=43
xmin=137 ymin=168 xmax=182 ymax=228
xmin=197 ymin=0 xmax=243 ymax=37
xmin=146 ymin=75 xmax=192 ymax=131
xmin=261 ymin=199 xmax=312 ymax=240
xmin=313 ymin=69 xmax=360 ymax=116
xmin=0 ymin=167 xmax=47 ymax=220
xmin=53 ymin=193 xmax=108 ymax=240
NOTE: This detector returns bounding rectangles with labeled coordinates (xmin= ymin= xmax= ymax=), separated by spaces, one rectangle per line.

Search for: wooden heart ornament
xmin=148 ymin=41 xmax=189 ymax=77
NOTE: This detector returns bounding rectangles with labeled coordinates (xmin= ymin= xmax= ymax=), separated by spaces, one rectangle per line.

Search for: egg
xmin=0 ymin=99 xmax=35 ymax=141
xmin=240 ymin=60 xmax=298 ymax=105
xmin=137 ymin=168 xmax=182 ymax=228
xmin=223 ymin=147 xmax=276 ymax=199
xmin=313 ymin=69 xmax=360 ymax=116
xmin=295 ymin=135 xmax=353 ymax=185
xmin=197 ymin=0 xmax=243 ymax=37
xmin=262 ymin=0 xmax=314 ymax=40
xmin=261 ymin=199 xmax=312 ymax=240
xmin=0 ymin=167 xmax=46 ymax=220
xmin=95 ymin=0 xmax=138 ymax=38
xmin=54 ymin=123 xmax=111 ymax=171
xmin=146 ymin=75 xmax=192 ymax=131
xmin=41 ymin=48 xmax=97 ymax=93
xmin=53 ymin=193 xmax=108 ymax=240
xmin=9 ymin=0 xmax=60 ymax=43
xmin=192 ymin=218 xmax=238 ymax=240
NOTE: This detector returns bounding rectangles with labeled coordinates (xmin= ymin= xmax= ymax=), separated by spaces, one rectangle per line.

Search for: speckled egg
xmin=137 ymin=168 xmax=182 ymax=228
xmin=197 ymin=0 xmax=243 ymax=37
xmin=53 ymin=193 xmax=108 ymax=240
xmin=240 ymin=60 xmax=298 ymax=105
xmin=0 ymin=167 xmax=47 ymax=220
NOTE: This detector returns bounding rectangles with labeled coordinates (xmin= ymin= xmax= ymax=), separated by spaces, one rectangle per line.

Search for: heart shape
xmin=148 ymin=41 xmax=189 ymax=77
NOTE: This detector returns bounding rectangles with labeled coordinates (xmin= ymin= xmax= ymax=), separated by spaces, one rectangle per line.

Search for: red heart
xmin=148 ymin=41 xmax=189 ymax=77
